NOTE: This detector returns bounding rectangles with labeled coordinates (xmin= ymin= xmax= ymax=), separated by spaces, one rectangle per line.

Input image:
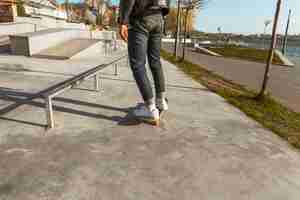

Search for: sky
xmin=58 ymin=0 xmax=300 ymax=35
xmin=196 ymin=0 xmax=300 ymax=35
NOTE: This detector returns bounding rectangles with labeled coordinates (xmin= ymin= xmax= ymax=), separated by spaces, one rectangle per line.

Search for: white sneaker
xmin=156 ymin=98 xmax=168 ymax=113
xmin=133 ymin=104 xmax=160 ymax=126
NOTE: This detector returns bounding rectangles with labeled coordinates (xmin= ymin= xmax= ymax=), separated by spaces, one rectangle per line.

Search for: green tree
xmin=16 ymin=0 xmax=27 ymax=17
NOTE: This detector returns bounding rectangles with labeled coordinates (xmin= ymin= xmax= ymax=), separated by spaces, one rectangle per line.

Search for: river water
xmin=247 ymin=42 xmax=300 ymax=66
xmin=285 ymin=47 xmax=300 ymax=67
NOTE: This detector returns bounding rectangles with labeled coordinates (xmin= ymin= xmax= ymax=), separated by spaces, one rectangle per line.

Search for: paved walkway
xmin=163 ymin=43 xmax=300 ymax=112
xmin=0 ymin=54 xmax=300 ymax=199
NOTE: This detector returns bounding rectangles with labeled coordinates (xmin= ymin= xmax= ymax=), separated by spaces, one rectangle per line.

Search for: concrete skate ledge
xmin=10 ymin=28 xmax=81 ymax=56
xmin=9 ymin=29 xmax=117 ymax=57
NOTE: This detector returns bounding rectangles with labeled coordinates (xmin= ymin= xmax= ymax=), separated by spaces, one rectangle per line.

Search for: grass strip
xmin=208 ymin=46 xmax=284 ymax=65
xmin=161 ymin=49 xmax=300 ymax=149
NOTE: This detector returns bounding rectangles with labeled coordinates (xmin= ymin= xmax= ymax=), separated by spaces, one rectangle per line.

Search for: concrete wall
xmin=0 ymin=23 xmax=38 ymax=36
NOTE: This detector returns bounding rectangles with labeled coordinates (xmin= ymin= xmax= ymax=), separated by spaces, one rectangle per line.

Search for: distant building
xmin=24 ymin=0 xmax=57 ymax=18
xmin=0 ymin=0 xmax=67 ymax=23
xmin=0 ymin=0 xmax=18 ymax=22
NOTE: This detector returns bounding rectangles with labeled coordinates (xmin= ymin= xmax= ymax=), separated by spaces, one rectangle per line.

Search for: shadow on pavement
xmin=0 ymin=92 xmax=136 ymax=128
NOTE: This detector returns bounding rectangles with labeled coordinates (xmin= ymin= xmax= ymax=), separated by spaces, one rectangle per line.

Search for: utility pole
xmin=282 ymin=9 xmax=291 ymax=55
xmin=174 ymin=0 xmax=181 ymax=58
xmin=256 ymin=0 xmax=282 ymax=100
xmin=182 ymin=8 xmax=189 ymax=60
xmin=96 ymin=0 xmax=101 ymax=25
xmin=66 ymin=0 xmax=70 ymax=22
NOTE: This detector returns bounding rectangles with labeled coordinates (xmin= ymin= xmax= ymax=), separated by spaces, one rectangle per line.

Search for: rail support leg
xmin=114 ymin=63 xmax=118 ymax=76
xmin=127 ymin=57 xmax=130 ymax=68
xmin=94 ymin=74 xmax=100 ymax=91
xmin=113 ymin=39 xmax=117 ymax=52
xmin=105 ymin=42 xmax=109 ymax=55
xmin=46 ymin=97 xmax=54 ymax=129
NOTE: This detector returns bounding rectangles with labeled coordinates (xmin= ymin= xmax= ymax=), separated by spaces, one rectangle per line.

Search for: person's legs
xmin=147 ymin=25 xmax=166 ymax=99
xmin=128 ymin=23 xmax=154 ymax=105
xmin=147 ymin=14 xmax=168 ymax=112
xmin=128 ymin=19 xmax=160 ymax=124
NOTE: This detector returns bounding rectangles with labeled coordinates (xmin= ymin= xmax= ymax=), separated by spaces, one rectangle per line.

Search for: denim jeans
xmin=128 ymin=13 xmax=166 ymax=103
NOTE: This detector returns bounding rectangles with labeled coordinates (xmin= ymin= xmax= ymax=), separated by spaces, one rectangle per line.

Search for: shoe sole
xmin=138 ymin=117 xmax=160 ymax=126
xmin=159 ymin=110 xmax=166 ymax=118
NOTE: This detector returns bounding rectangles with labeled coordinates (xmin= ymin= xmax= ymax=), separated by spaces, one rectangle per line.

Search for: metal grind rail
xmin=37 ymin=54 xmax=128 ymax=129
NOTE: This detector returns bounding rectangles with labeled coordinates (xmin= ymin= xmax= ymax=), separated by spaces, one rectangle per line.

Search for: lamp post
xmin=256 ymin=0 xmax=282 ymax=100
xmin=179 ymin=0 xmax=207 ymax=60
xmin=282 ymin=9 xmax=291 ymax=55
xmin=174 ymin=0 xmax=182 ymax=58
xmin=181 ymin=0 xmax=193 ymax=60
xmin=263 ymin=20 xmax=272 ymax=49
xmin=66 ymin=0 xmax=70 ymax=22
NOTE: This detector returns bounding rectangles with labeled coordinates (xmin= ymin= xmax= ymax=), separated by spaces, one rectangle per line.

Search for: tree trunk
xmin=256 ymin=0 xmax=282 ymax=100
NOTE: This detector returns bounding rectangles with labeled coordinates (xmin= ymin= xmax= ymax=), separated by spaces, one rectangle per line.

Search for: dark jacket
xmin=119 ymin=0 xmax=170 ymax=25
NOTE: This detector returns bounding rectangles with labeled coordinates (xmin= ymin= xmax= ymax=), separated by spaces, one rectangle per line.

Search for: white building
xmin=24 ymin=0 xmax=67 ymax=20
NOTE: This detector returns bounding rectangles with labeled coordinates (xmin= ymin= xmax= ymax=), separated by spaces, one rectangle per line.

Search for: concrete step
xmin=33 ymin=39 xmax=100 ymax=60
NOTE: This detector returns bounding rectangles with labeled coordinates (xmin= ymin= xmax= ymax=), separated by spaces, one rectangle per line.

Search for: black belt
xmin=132 ymin=9 xmax=162 ymax=19
xmin=143 ymin=9 xmax=162 ymax=17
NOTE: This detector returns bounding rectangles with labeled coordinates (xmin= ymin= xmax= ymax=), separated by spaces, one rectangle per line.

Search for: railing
xmin=39 ymin=54 xmax=128 ymax=129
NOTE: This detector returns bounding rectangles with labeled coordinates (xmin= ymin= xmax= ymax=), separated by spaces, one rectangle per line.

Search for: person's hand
xmin=119 ymin=24 xmax=128 ymax=42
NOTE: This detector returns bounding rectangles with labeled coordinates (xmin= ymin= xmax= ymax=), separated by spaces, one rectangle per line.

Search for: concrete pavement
xmin=0 ymin=54 xmax=300 ymax=199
